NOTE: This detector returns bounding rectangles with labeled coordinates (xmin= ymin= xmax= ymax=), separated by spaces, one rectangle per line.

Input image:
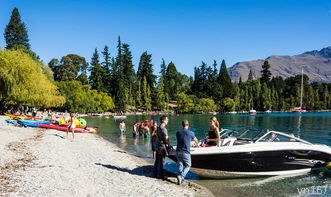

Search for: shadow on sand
xmin=95 ymin=163 xmax=177 ymax=184
xmin=95 ymin=163 xmax=154 ymax=177
xmin=53 ymin=134 xmax=65 ymax=139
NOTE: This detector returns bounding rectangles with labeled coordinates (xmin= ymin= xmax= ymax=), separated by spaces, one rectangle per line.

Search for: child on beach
xmin=67 ymin=113 xmax=76 ymax=140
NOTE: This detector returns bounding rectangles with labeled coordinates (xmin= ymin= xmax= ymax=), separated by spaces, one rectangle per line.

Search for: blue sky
xmin=1 ymin=0 xmax=331 ymax=77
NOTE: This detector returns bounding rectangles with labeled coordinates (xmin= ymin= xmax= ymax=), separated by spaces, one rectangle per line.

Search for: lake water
xmin=84 ymin=112 xmax=331 ymax=197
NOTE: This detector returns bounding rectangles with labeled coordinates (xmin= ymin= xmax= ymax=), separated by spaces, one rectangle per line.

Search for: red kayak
xmin=39 ymin=124 xmax=90 ymax=133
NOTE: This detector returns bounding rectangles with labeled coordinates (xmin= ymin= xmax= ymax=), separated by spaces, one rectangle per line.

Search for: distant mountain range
xmin=228 ymin=46 xmax=331 ymax=83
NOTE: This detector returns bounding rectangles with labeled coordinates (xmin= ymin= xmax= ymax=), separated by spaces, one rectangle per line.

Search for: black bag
xmin=157 ymin=143 xmax=174 ymax=156
xmin=156 ymin=126 xmax=174 ymax=156
xmin=157 ymin=144 xmax=168 ymax=156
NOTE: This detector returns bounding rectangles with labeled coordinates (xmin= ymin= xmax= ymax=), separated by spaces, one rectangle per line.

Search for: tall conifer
xmin=261 ymin=60 xmax=272 ymax=85
xmin=4 ymin=8 xmax=30 ymax=50
xmin=218 ymin=59 xmax=233 ymax=98
xmin=89 ymin=48 xmax=104 ymax=92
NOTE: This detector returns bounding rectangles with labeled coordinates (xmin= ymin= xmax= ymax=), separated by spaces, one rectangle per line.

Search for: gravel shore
xmin=0 ymin=115 xmax=213 ymax=197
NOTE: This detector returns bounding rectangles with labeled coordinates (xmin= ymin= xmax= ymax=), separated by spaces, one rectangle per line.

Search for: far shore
xmin=0 ymin=115 xmax=213 ymax=196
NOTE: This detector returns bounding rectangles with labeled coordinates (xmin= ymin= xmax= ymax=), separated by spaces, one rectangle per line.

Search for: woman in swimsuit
xmin=67 ymin=113 xmax=76 ymax=140
xmin=206 ymin=117 xmax=220 ymax=146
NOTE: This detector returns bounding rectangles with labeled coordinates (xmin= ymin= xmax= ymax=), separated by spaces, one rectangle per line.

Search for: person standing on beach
xmin=176 ymin=120 xmax=198 ymax=185
xmin=67 ymin=113 xmax=76 ymax=140
xmin=151 ymin=121 xmax=158 ymax=163
xmin=154 ymin=115 xmax=170 ymax=179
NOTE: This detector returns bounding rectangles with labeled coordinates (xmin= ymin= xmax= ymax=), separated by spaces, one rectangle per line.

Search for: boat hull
xmin=168 ymin=145 xmax=331 ymax=178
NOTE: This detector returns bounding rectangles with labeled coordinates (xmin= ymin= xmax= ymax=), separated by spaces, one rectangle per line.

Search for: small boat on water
xmin=292 ymin=68 xmax=308 ymax=113
xmin=168 ymin=129 xmax=331 ymax=178
xmin=91 ymin=113 xmax=103 ymax=117
xmin=249 ymin=109 xmax=257 ymax=115
xmin=113 ymin=115 xmax=127 ymax=119
xmin=292 ymin=107 xmax=307 ymax=113
xmin=265 ymin=110 xmax=272 ymax=113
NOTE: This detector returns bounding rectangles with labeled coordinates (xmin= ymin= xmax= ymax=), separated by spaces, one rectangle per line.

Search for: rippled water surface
xmin=84 ymin=112 xmax=331 ymax=196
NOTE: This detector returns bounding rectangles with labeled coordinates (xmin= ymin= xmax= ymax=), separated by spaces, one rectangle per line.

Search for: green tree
xmin=155 ymin=77 xmax=167 ymax=110
xmin=164 ymin=61 xmax=181 ymax=99
xmin=221 ymin=97 xmax=235 ymax=112
xmin=137 ymin=51 xmax=156 ymax=90
xmin=261 ymin=83 xmax=272 ymax=110
xmin=260 ymin=60 xmax=272 ymax=85
xmin=197 ymin=98 xmax=217 ymax=113
xmin=142 ymin=77 xmax=152 ymax=110
xmin=218 ymin=59 xmax=233 ymax=98
xmin=89 ymin=48 xmax=105 ymax=92
xmin=122 ymin=43 xmax=136 ymax=109
xmin=101 ymin=45 xmax=112 ymax=94
xmin=248 ymin=70 xmax=254 ymax=81
xmin=49 ymin=54 xmax=88 ymax=83
xmin=4 ymin=8 xmax=30 ymax=50
xmin=176 ymin=92 xmax=195 ymax=113
xmin=56 ymin=81 xmax=114 ymax=113
xmin=160 ymin=58 xmax=167 ymax=76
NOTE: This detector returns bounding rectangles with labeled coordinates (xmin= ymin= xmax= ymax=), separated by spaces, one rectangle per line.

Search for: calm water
xmin=84 ymin=112 xmax=331 ymax=197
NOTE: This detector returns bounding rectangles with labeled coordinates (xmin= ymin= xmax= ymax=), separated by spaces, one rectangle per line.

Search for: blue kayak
xmin=17 ymin=119 xmax=51 ymax=127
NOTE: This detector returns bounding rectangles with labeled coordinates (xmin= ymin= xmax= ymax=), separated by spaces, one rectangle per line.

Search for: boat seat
xmin=221 ymin=137 xmax=237 ymax=146
xmin=233 ymin=140 xmax=251 ymax=145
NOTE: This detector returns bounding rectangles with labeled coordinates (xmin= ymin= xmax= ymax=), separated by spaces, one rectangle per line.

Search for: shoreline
xmin=0 ymin=115 xmax=213 ymax=196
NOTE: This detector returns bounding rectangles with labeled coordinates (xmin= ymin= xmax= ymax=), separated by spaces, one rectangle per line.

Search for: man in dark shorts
xmin=176 ymin=120 xmax=198 ymax=185
xmin=154 ymin=115 xmax=169 ymax=179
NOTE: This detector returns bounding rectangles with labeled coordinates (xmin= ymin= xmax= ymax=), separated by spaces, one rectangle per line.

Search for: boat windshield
xmin=219 ymin=128 xmax=238 ymax=139
xmin=221 ymin=129 xmax=312 ymax=144
xmin=231 ymin=129 xmax=269 ymax=141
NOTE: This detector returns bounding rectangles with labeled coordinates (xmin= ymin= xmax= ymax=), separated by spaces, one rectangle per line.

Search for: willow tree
xmin=0 ymin=49 xmax=64 ymax=107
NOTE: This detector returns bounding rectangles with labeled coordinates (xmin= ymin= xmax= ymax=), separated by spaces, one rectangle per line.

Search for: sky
xmin=1 ymin=0 xmax=331 ymax=77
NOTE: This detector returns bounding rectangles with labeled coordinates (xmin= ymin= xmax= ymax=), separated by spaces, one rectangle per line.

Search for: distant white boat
xmin=91 ymin=113 xmax=103 ymax=117
xmin=292 ymin=68 xmax=308 ymax=113
xmin=249 ymin=109 xmax=257 ymax=115
xmin=265 ymin=110 xmax=272 ymax=113
xmin=113 ymin=115 xmax=127 ymax=119
xmin=227 ymin=111 xmax=237 ymax=114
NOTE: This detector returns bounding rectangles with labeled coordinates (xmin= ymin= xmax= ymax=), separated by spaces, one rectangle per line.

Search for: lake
xmin=84 ymin=112 xmax=331 ymax=196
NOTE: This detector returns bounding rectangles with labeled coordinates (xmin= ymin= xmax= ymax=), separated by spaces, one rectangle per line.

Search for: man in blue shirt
xmin=176 ymin=120 xmax=198 ymax=185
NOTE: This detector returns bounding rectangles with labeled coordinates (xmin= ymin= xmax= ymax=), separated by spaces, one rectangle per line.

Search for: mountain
xmin=228 ymin=46 xmax=331 ymax=83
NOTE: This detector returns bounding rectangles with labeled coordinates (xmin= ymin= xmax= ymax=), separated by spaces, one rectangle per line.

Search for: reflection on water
xmin=118 ymin=134 xmax=127 ymax=149
xmin=84 ymin=112 xmax=331 ymax=196
xmin=195 ymin=173 xmax=331 ymax=196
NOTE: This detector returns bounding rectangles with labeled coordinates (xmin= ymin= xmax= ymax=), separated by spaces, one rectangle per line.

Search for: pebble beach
xmin=0 ymin=115 xmax=213 ymax=197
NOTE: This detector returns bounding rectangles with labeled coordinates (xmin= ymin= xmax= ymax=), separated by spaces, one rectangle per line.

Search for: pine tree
xmin=260 ymin=60 xmax=272 ymax=85
xmin=218 ymin=59 xmax=233 ymax=98
xmin=101 ymin=45 xmax=112 ymax=94
xmin=155 ymin=77 xmax=166 ymax=110
xmin=122 ymin=43 xmax=136 ymax=86
xmin=164 ymin=61 xmax=180 ymax=99
xmin=122 ymin=43 xmax=136 ymax=109
xmin=248 ymin=70 xmax=254 ymax=81
xmin=160 ymin=59 xmax=167 ymax=76
xmin=4 ymin=8 xmax=30 ymax=50
xmin=137 ymin=51 xmax=155 ymax=90
xmin=89 ymin=48 xmax=104 ymax=92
